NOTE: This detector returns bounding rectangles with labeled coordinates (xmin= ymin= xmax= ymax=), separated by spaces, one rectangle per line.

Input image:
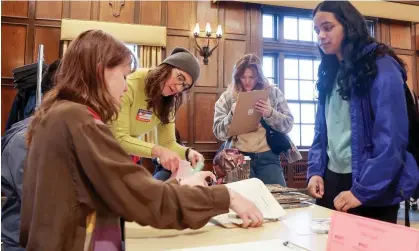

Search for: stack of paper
xmin=215 ymin=178 xmax=286 ymax=225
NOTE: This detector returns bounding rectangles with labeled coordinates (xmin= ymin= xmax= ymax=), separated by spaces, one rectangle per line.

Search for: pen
xmin=283 ymin=241 xmax=311 ymax=251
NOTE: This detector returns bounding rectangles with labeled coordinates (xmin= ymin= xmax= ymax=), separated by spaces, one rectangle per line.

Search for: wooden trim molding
xmin=236 ymin=0 xmax=419 ymax=22
xmin=60 ymin=19 xmax=167 ymax=46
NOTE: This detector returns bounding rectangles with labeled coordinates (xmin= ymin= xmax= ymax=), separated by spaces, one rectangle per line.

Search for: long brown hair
xmin=26 ymin=29 xmax=136 ymax=146
xmin=228 ymin=54 xmax=270 ymax=98
xmin=144 ymin=64 xmax=183 ymax=124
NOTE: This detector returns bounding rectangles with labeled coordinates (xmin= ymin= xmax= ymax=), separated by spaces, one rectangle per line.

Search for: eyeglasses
xmin=174 ymin=68 xmax=192 ymax=92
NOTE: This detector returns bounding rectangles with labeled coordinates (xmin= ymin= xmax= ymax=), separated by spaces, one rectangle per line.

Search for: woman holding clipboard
xmin=213 ymin=54 xmax=300 ymax=186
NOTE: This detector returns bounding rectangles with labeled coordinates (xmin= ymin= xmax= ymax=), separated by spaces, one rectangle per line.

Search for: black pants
xmin=316 ymin=168 xmax=400 ymax=224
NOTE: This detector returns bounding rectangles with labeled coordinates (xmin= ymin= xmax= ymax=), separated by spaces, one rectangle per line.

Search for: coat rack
xmin=36 ymin=44 xmax=44 ymax=108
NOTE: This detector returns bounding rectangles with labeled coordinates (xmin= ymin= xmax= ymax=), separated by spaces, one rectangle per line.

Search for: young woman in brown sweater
xmin=21 ymin=30 xmax=262 ymax=251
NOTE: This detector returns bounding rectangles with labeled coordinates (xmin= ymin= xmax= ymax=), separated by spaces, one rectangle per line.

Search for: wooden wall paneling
xmin=1 ymin=1 xmax=29 ymax=18
xmin=416 ymin=24 xmax=419 ymax=49
xmin=195 ymin=38 xmax=218 ymax=87
xmin=193 ymin=93 xmax=218 ymax=143
xmin=139 ymin=1 xmax=162 ymax=26
xmin=249 ymin=4 xmax=262 ymax=57
xmin=166 ymin=35 xmax=191 ymax=58
xmin=1 ymin=23 xmax=27 ymax=78
xmin=398 ymin=54 xmax=414 ymax=91
xmin=33 ymin=26 xmax=61 ymax=64
xmin=374 ymin=20 xmax=381 ymax=41
xmin=68 ymin=1 xmax=93 ymax=20
xmin=217 ymin=6 xmax=226 ymax=90
xmin=133 ymin=1 xmax=140 ymax=24
xmin=176 ymin=101 xmax=189 ymax=144
xmin=379 ymin=21 xmax=391 ymax=44
xmin=98 ymin=0 xmax=135 ymax=23
xmin=161 ymin=1 xmax=168 ymax=26
xmin=223 ymin=39 xmax=247 ymax=87
xmin=90 ymin=1 xmax=100 ymax=21
xmin=390 ymin=22 xmax=412 ymax=49
xmin=196 ymin=1 xmax=218 ymax=30
xmin=1 ymin=84 xmax=17 ymax=134
xmin=167 ymin=1 xmax=193 ymax=30
xmin=224 ymin=1 xmax=246 ymax=35
xmin=35 ymin=1 xmax=63 ymax=20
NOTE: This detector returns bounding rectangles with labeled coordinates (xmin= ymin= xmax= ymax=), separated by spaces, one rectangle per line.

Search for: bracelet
xmin=185 ymin=147 xmax=195 ymax=161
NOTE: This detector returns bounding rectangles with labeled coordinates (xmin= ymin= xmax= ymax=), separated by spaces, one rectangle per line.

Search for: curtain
xmin=138 ymin=45 xmax=163 ymax=144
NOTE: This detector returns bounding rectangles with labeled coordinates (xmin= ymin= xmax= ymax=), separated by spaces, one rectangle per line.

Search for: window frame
xmin=262 ymin=6 xmax=376 ymax=149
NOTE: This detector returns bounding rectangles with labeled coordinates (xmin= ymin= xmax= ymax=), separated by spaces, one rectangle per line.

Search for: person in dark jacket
xmin=307 ymin=1 xmax=419 ymax=224
xmin=1 ymin=60 xmax=60 ymax=251
xmin=1 ymin=118 xmax=31 ymax=251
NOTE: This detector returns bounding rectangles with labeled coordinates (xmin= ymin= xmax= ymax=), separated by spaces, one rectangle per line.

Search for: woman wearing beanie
xmin=110 ymin=47 xmax=204 ymax=175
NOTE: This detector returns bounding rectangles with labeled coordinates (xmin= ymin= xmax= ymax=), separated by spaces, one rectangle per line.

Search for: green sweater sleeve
xmin=111 ymin=78 xmax=155 ymax=158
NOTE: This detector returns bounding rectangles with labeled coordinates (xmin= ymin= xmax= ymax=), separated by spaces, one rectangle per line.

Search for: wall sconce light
xmin=193 ymin=23 xmax=222 ymax=65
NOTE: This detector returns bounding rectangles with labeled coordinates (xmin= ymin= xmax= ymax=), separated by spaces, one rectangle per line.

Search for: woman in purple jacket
xmin=307 ymin=1 xmax=419 ymax=223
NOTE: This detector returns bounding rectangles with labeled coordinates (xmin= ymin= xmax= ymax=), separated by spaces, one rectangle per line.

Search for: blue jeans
xmin=241 ymin=150 xmax=286 ymax=186
xmin=152 ymin=158 xmax=172 ymax=181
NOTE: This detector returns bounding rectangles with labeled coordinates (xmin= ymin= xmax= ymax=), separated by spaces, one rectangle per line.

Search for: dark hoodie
xmin=1 ymin=117 xmax=31 ymax=251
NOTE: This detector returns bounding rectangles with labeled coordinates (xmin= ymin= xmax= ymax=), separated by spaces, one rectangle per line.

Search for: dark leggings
xmin=316 ymin=168 xmax=400 ymax=224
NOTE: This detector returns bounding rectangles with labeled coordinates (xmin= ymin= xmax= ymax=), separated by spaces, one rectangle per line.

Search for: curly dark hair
xmin=313 ymin=1 xmax=407 ymax=104
xmin=144 ymin=64 xmax=183 ymax=125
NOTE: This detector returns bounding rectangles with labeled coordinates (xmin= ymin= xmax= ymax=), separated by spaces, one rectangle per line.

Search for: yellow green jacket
xmin=110 ymin=68 xmax=186 ymax=159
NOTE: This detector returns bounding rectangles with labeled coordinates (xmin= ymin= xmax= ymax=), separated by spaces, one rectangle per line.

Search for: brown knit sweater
xmin=20 ymin=101 xmax=230 ymax=251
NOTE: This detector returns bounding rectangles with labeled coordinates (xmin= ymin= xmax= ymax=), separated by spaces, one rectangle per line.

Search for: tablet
xmin=228 ymin=90 xmax=269 ymax=137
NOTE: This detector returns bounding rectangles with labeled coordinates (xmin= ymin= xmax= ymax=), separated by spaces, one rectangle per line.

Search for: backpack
xmin=404 ymin=85 xmax=419 ymax=199
xmin=363 ymin=82 xmax=419 ymax=226
xmin=212 ymin=139 xmax=250 ymax=184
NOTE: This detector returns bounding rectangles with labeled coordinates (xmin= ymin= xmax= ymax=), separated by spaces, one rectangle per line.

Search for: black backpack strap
xmin=362 ymin=93 xmax=374 ymax=153
xmin=260 ymin=118 xmax=268 ymax=129
xmin=405 ymin=200 xmax=410 ymax=227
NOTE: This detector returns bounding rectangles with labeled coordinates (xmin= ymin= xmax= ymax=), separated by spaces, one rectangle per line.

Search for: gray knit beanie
xmin=160 ymin=47 xmax=200 ymax=85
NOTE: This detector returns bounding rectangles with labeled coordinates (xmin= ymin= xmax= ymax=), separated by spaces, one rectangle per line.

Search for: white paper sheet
xmin=223 ymin=178 xmax=286 ymax=224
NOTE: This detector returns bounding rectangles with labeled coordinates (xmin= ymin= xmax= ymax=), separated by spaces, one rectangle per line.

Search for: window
xmin=262 ymin=7 xmax=375 ymax=149
xmin=262 ymin=54 xmax=276 ymax=84
xmin=263 ymin=14 xmax=275 ymax=39
xmin=283 ymin=16 xmax=317 ymax=42
xmin=283 ymin=56 xmax=319 ymax=147
xmin=366 ymin=20 xmax=375 ymax=37
xmin=125 ymin=43 xmax=138 ymax=68
xmin=125 ymin=44 xmax=137 ymax=55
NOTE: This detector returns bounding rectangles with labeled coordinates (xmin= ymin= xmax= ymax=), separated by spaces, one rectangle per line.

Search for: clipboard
xmin=228 ymin=90 xmax=269 ymax=137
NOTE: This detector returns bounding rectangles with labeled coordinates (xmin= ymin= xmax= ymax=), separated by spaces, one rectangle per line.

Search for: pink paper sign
xmin=327 ymin=211 xmax=419 ymax=251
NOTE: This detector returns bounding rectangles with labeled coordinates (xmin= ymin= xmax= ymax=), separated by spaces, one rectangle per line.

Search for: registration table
xmin=125 ymin=204 xmax=332 ymax=251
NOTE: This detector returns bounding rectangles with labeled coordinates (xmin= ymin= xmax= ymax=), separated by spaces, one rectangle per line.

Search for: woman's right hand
xmin=307 ymin=175 xmax=324 ymax=199
xmin=228 ymin=189 xmax=263 ymax=228
xmin=152 ymin=145 xmax=181 ymax=172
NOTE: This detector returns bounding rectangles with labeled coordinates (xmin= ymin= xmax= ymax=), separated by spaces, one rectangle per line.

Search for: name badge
xmin=136 ymin=109 xmax=152 ymax=122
